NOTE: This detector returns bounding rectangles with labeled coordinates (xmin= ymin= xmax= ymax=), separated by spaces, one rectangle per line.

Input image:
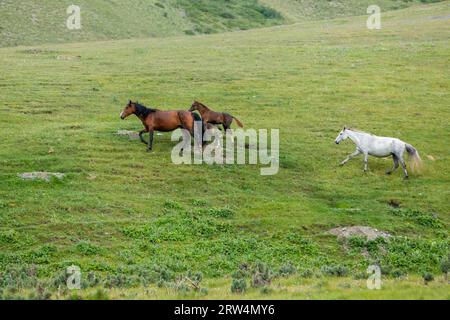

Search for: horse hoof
xmin=147 ymin=149 xmax=153 ymax=152
xmin=403 ymin=176 xmax=409 ymax=180
xmin=386 ymin=171 xmax=392 ymax=175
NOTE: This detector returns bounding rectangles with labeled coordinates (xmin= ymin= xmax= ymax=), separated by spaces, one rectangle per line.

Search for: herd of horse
xmin=120 ymin=100 xmax=422 ymax=179
xmin=120 ymin=100 xmax=243 ymax=151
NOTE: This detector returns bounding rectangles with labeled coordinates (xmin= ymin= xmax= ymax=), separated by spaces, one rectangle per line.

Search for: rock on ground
xmin=328 ymin=226 xmax=391 ymax=241
xmin=18 ymin=172 xmax=65 ymax=181
xmin=116 ymin=130 xmax=140 ymax=140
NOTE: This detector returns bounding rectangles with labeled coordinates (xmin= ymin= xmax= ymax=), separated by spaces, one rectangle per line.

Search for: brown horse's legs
xmin=223 ymin=114 xmax=233 ymax=131
xmin=139 ymin=129 xmax=148 ymax=145
xmin=148 ymin=129 xmax=154 ymax=151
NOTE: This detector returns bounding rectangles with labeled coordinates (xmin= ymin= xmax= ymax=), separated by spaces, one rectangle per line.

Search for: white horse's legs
xmin=340 ymin=149 xmax=361 ymax=166
xmin=398 ymin=154 xmax=409 ymax=179
xmin=363 ymin=153 xmax=369 ymax=172
xmin=386 ymin=155 xmax=399 ymax=175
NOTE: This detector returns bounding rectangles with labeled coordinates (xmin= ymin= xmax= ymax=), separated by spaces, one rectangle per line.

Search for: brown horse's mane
xmin=134 ymin=102 xmax=158 ymax=118
xmin=194 ymin=101 xmax=211 ymax=110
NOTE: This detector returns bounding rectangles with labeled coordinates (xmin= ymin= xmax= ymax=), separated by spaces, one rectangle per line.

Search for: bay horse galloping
xmin=120 ymin=100 xmax=202 ymax=151
xmin=189 ymin=101 xmax=243 ymax=131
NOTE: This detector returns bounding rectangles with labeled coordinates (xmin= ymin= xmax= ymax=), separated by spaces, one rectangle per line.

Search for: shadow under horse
xmin=120 ymin=100 xmax=203 ymax=151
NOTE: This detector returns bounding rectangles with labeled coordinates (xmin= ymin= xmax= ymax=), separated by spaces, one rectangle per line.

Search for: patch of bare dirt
xmin=18 ymin=172 xmax=65 ymax=182
xmin=328 ymin=226 xmax=391 ymax=241
xmin=117 ymin=130 xmax=140 ymax=140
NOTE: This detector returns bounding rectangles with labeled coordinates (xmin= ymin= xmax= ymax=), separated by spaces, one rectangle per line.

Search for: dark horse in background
xmin=120 ymin=100 xmax=202 ymax=151
xmin=189 ymin=101 xmax=243 ymax=131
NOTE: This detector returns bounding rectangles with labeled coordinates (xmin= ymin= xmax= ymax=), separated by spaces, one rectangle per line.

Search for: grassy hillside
xmin=0 ymin=0 xmax=283 ymax=47
xmin=0 ymin=0 xmax=439 ymax=47
xmin=261 ymin=0 xmax=442 ymax=22
xmin=0 ymin=1 xmax=449 ymax=299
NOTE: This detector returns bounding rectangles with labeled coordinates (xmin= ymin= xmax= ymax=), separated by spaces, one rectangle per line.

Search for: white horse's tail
xmin=405 ymin=143 xmax=423 ymax=174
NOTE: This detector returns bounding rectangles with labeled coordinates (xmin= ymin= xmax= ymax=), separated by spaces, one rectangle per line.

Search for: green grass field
xmin=0 ymin=1 xmax=449 ymax=299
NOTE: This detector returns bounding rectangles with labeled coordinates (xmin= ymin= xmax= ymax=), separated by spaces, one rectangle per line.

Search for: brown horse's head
xmin=120 ymin=100 xmax=137 ymax=120
xmin=189 ymin=101 xmax=204 ymax=112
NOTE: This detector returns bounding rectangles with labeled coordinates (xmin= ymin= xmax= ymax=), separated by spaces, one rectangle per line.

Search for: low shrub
xmin=251 ymin=261 xmax=274 ymax=288
xmin=440 ymin=255 xmax=450 ymax=280
xmin=278 ymin=262 xmax=296 ymax=277
xmin=206 ymin=207 xmax=235 ymax=218
xmin=163 ymin=200 xmax=184 ymax=210
xmin=231 ymin=278 xmax=247 ymax=293
xmin=321 ymin=265 xmax=349 ymax=277
xmin=75 ymin=241 xmax=102 ymax=256
xmin=422 ymin=272 xmax=434 ymax=284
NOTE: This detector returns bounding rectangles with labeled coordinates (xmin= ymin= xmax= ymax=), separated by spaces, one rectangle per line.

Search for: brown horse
xmin=189 ymin=101 xmax=243 ymax=131
xmin=120 ymin=100 xmax=202 ymax=151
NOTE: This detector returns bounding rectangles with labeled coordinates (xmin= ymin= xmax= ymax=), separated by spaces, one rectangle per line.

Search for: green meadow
xmin=0 ymin=1 xmax=449 ymax=299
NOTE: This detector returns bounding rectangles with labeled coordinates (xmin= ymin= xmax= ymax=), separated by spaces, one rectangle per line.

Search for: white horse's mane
xmin=347 ymin=128 xmax=374 ymax=136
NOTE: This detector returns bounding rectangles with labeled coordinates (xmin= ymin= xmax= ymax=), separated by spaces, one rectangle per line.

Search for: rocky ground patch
xmin=18 ymin=172 xmax=65 ymax=181
xmin=328 ymin=226 xmax=392 ymax=241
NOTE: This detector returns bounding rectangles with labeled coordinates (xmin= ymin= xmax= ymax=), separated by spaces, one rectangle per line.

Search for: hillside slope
xmin=0 ymin=0 xmax=283 ymax=47
xmin=261 ymin=0 xmax=439 ymax=22
xmin=0 ymin=0 xmax=437 ymax=47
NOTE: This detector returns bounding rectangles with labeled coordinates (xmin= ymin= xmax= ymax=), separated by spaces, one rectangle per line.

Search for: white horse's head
xmin=335 ymin=127 xmax=349 ymax=144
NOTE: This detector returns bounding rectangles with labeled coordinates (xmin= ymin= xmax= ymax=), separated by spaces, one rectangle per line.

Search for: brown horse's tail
xmin=232 ymin=116 xmax=244 ymax=128
xmin=405 ymin=143 xmax=423 ymax=174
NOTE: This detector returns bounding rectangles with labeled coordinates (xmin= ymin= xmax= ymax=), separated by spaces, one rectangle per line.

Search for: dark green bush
xmin=176 ymin=0 xmax=284 ymax=35
xmin=390 ymin=208 xmax=443 ymax=228
xmin=163 ymin=200 xmax=184 ymax=210
xmin=0 ymin=264 xmax=38 ymax=289
xmin=422 ymin=272 xmax=434 ymax=284
xmin=251 ymin=261 xmax=274 ymax=288
xmin=440 ymin=256 xmax=450 ymax=277
xmin=279 ymin=262 xmax=296 ymax=277
xmin=75 ymin=241 xmax=102 ymax=256
xmin=299 ymin=268 xmax=314 ymax=278
xmin=255 ymin=5 xmax=282 ymax=19
xmin=231 ymin=278 xmax=247 ymax=293
xmin=207 ymin=207 xmax=234 ymax=218
xmin=321 ymin=265 xmax=349 ymax=277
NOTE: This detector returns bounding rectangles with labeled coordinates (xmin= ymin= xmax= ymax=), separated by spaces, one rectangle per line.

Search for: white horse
xmin=335 ymin=127 xmax=422 ymax=179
